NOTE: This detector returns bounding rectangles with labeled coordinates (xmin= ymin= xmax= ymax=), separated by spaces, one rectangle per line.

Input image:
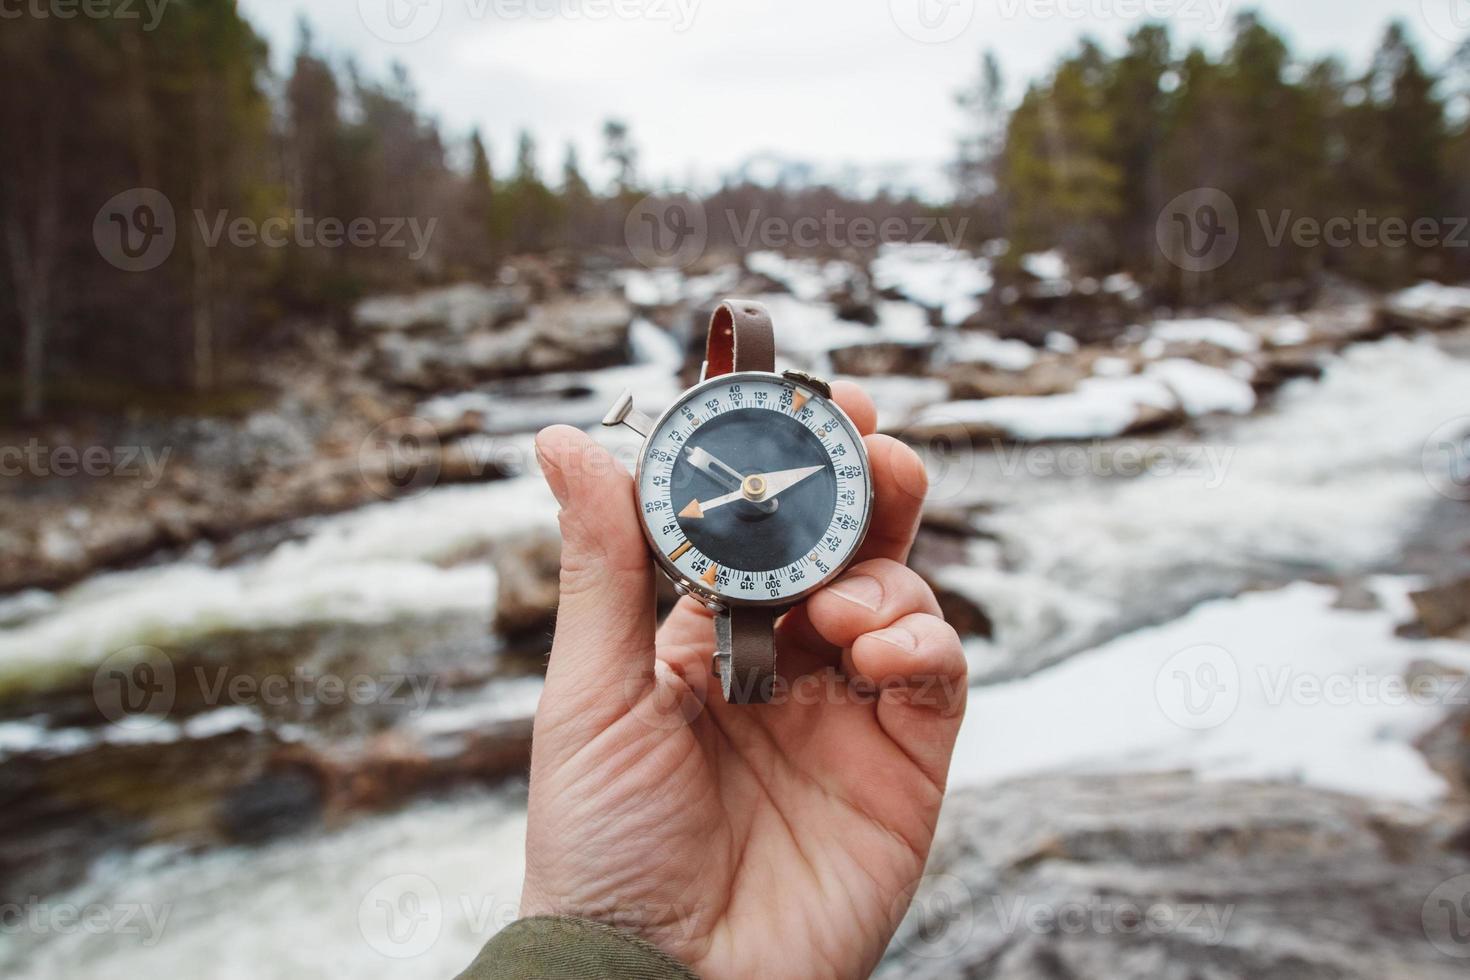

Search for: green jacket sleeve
xmin=454 ymin=916 xmax=701 ymax=980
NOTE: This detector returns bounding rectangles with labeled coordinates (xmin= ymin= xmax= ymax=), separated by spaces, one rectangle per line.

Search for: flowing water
xmin=3 ymin=307 xmax=1469 ymax=977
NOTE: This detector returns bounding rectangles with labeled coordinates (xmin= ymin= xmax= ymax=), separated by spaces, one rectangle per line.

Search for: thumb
xmin=534 ymin=425 xmax=657 ymax=723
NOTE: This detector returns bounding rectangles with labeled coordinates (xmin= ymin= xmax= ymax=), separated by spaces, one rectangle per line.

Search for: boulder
xmin=492 ymin=528 xmax=563 ymax=642
xmin=878 ymin=773 xmax=1470 ymax=980
xmin=375 ymin=295 xmax=634 ymax=389
xmin=1401 ymin=577 xmax=1470 ymax=639
xmin=830 ymin=341 xmax=936 ymax=377
xmin=352 ymin=283 xmax=528 ymax=334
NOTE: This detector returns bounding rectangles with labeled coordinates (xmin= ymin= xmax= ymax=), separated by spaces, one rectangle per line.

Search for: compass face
xmin=635 ymin=373 xmax=872 ymax=605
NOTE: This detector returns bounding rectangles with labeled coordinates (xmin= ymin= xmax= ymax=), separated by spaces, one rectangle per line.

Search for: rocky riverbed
xmin=3 ymin=244 xmax=1470 ymax=977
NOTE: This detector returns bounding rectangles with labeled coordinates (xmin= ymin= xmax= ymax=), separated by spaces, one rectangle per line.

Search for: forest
xmin=1 ymin=0 xmax=1467 ymax=420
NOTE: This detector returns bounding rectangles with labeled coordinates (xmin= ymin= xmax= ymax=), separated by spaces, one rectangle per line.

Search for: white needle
xmin=681 ymin=465 xmax=825 ymax=518
xmin=686 ymin=446 xmax=778 ymax=513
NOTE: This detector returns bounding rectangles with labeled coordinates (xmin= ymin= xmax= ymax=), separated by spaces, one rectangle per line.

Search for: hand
xmin=524 ymin=381 xmax=967 ymax=980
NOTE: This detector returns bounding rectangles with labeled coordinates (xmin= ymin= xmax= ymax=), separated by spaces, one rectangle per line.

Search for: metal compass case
xmin=603 ymin=299 xmax=874 ymax=704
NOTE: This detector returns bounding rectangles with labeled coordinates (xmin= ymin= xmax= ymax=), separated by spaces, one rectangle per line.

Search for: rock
xmin=492 ymin=528 xmax=563 ymax=641
xmin=1379 ymin=283 xmax=1470 ymax=334
xmin=830 ymin=341 xmax=936 ymax=377
xmin=1401 ymin=577 xmax=1470 ymax=639
xmin=375 ymin=295 xmax=634 ymax=389
xmin=1332 ymin=578 xmax=1383 ymax=612
xmin=1413 ymin=661 xmax=1470 ymax=802
xmin=877 ymin=773 xmax=1470 ymax=980
xmin=942 ymin=359 xmax=1082 ymax=401
xmin=217 ymin=763 xmax=325 ymax=843
xmin=352 ymin=283 xmax=528 ymax=334
xmin=829 ymin=272 xmax=880 ymax=325
xmin=910 ymin=519 xmax=995 ymax=640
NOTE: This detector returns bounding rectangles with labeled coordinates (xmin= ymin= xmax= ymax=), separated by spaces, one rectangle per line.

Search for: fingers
xmin=857 ymin=435 xmax=927 ymax=565
xmin=803 ymin=558 xmax=941 ymax=649
xmin=535 ymin=425 xmax=657 ymax=724
xmin=851 ymin=612 xmax=967 ymax=786
xmin=831 ymin=380 xmax=877 ymax=436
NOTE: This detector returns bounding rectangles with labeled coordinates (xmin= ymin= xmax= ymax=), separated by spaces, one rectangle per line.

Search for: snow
xmin=913 ymin=374 xmax=1177 ymax=441
xmin=950 ymin=579 xmax=1470 ymax=804
xmin=745 ymin=251 xmax=853 ymax=302
xmin=1387 ymin=281 xmax=1470 ymax=319
xmin=942 ymin=331 xmax=1039 ymax=372
xmin=617 ymin=268 xmax=682 ymax=307
xmin=1021 ymin=250 xmax=1069 ymax=281
xmin=750 ymin=293 xmax=933 ymax=373
xmin=1145 ymin=358 xmax=1257 ymax=417
xmin=1044 ymin=332 xmax=1079 ymax=354
xmin=1269 ymin=316 xmax=1312 ymax=346
xmin=870 ymin=242 xmax=992 ymax=321
xmin=1090 ymin=356 xmax=1133 ymax=378
xmin=1151 ymin=317 xmax=1262 ymax=353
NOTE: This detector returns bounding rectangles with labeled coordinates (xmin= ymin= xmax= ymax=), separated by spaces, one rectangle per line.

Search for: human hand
xmin=521 ymin=382 xmax=967 ymax=979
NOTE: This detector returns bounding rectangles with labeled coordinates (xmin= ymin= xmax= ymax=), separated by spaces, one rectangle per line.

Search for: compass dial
xmin=635 ymin=373 xmax=872 ymax=605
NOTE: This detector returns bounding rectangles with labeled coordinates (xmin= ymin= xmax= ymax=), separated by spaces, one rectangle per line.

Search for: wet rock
xmin=375 ymin=295 xmax=634 ymax=389
xmin=1401 ymin=577 xmax=1470 ymax=639
xmin=353 ymin=283 xmax=528 ymax=334
xmin=1412 ymin=661 xmax=1470 ymax=802
xmin=1379 ymin=283 xmax=1470 ymax=334
xmin=878 ymin=773 xmax=1470 ymax=980
xmin=217 ymin=763 xmax=325 ymax=843
xmin=830 ymin=341 xmax=936 ymax=377
xmin=492 ymin=528 xmax=562 ymax=641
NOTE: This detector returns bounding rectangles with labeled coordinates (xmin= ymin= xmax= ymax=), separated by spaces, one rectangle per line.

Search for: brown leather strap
xmin=705 ymin=299 xmax=775 ymax=377
xmin=705 ymin=299 xmax=780 ymax=705
xmin=714 ymin=605 xmax=779 ymax=704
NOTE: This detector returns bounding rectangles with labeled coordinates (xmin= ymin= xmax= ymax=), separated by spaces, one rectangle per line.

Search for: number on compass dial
xmin=636 ymin=376 xmax=871 ymax=603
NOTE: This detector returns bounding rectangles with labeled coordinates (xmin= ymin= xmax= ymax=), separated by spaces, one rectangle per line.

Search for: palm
xmin=522 ymin=386 xmax=965 ymax=980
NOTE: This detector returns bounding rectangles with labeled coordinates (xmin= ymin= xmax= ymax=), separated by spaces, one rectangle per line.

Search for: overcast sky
xmin=237 ymin=0 xmax=1466 ymax=190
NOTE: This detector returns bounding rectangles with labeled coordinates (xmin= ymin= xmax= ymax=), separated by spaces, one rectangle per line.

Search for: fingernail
xmin=870 ymin=626 xmax=917 ymax=651
xmin=534 ymin=430 xmax=569 ymax=506
xmin=830 ymin=574 xmax=884 ymax=611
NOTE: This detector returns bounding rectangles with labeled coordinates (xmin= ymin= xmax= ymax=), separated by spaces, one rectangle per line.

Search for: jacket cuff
xmin=455 ymin=915 xmax=700 ymax=980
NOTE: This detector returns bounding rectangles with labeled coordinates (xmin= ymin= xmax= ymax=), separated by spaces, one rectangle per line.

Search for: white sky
xmin=238 ymin=0 xmax=1466 ymax=190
